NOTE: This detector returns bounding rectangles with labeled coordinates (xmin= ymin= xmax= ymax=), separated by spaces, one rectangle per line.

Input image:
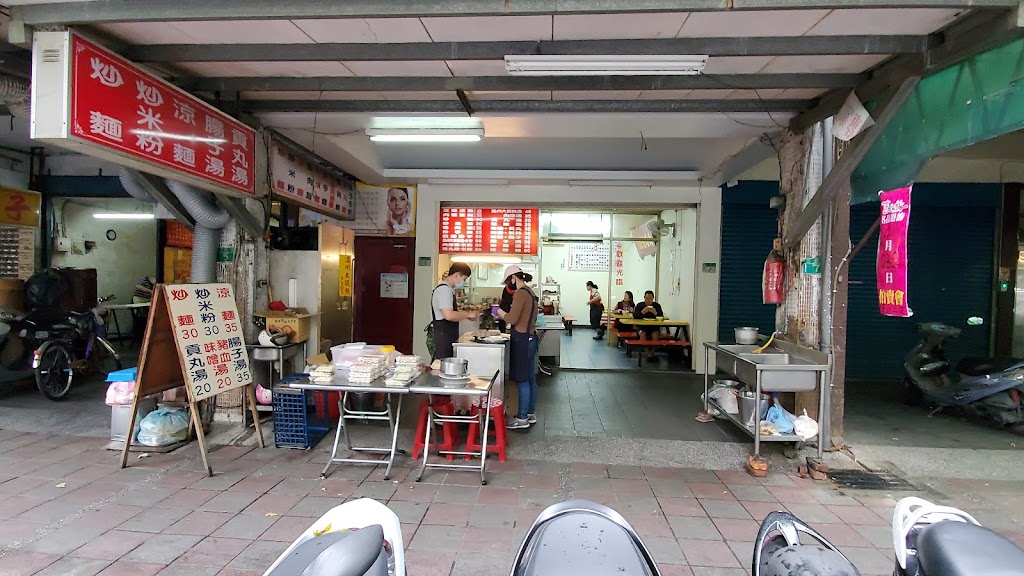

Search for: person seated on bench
xmin=612 ymin=291 xmax=636 ymax=333
xmin=633 ymin=290 xmax=664 ymax=362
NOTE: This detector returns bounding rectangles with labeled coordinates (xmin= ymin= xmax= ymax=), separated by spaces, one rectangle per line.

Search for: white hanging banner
xmin=833 ymin=91 xmax=875 ymax=142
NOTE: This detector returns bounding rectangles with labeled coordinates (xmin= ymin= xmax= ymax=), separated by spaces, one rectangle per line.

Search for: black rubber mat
xmin=827 ymin=468 xmax=915 ymax=491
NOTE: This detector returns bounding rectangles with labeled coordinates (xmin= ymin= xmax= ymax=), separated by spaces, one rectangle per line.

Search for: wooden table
xmin=618 ymin=319 xmax=692 ymax=367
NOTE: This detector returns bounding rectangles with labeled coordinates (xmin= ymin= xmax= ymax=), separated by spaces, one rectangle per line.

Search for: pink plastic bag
xmin=105 ymin=381 xmax=136 ymax=406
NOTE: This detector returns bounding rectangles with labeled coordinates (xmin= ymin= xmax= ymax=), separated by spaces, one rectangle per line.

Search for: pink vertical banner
xmin=877 ymin=185 xmax=913 ymax=317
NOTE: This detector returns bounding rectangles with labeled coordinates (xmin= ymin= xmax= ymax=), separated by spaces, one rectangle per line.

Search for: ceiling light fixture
xmin=450 ymin=255 xmax=523 ymax=264
xmin=93 ymin=213 xmax=155 ymax=220
xmin=568 ymin=180 xmax=655 ymax=187
xmin=365 ymin=128 xmax=484 ymax=143
xmin=505 ymin=55 xmax=709 ymax=76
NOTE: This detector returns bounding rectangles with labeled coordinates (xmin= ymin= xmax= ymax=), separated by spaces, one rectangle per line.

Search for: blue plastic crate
xmin=272 ymin=386 xmax=329 ymax=449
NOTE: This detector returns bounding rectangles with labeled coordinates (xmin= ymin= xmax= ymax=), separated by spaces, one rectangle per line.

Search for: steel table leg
xmin=479 ymin=390 xmax=491 ymax=485
xmin=383 ymin=394 xmax=403 ymax=480
xmin=320 ymin=399 xmax=346 ymax=479
xmin=415 ymin=394 xmax=433 ymax=482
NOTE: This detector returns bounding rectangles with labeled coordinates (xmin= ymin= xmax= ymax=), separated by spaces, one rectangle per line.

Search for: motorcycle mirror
xmin=967 ymin=317 xmax=984 ymax=326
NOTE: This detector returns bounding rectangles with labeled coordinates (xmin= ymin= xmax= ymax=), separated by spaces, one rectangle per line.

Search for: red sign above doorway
xmin=439 ymin=207 xmax=539 ymax=254
xmin=31 ymin=32 xmax=256 ymax=197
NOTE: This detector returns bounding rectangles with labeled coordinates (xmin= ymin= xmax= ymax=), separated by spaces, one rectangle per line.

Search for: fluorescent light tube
xmin=366 ymin=128 xmax=484 ymax=143
xmin=505 ymin=55 xmax=708 ymax=76
xmin=568 ymin=180 xmax=655 ymax=187
xmin=93 ymin=213 xmax=155 ymax=220
xmin=450 ymin=255 xmax=523 ymax=264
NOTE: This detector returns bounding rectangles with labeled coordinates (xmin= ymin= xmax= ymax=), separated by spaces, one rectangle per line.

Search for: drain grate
xmin=827 ymin=468 xmax=916 ymax=491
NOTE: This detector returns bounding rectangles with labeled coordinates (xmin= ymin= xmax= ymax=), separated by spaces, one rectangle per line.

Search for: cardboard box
xmin=257 ymin=307 xmax=314 ymax=344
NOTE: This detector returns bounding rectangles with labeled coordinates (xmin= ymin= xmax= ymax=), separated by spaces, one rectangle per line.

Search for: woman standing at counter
xmin=498 ymin=265 xmax=539 ymax=430
xmin=430 ymin=263 xmax=479 ymax=360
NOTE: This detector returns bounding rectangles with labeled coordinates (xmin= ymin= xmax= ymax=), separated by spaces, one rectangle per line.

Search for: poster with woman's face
xmin=350 ymin=183 xmax=417 ymax=237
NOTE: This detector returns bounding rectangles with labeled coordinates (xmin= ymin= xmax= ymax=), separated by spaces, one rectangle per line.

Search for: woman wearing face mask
xmin=498 ymin=265 xmax=539 ymax=429
xmin=430 ymin=263 xmax=479 ymax=361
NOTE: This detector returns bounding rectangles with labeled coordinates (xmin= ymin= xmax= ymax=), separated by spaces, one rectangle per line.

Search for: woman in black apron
xmin=498 ymin=265 xmax=539 ymax=430
xmin=430 ymin=263 xmax=478 ymax=360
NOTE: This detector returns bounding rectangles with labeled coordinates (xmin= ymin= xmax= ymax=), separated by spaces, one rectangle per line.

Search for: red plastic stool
xmin=465 ymin=398 xmax=507 ymax=462
xmin=412 ymin=397 xmax=458 ymax=461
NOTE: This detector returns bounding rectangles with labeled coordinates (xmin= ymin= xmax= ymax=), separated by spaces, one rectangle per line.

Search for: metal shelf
xmin=707 ymin=398 xmax=804 ymax=443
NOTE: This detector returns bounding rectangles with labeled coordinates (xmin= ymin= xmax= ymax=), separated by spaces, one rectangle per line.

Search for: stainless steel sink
xmin=715 ymin=344 xmax=763 ymax=354
xmin=738 ymin=353 xmax=791 ymax=364
xmin=712 ymin=344 xmax=818 ymax=392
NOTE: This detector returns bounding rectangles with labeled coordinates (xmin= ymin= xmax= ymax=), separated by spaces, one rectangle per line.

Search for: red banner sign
xmin=877 ymin=185 xmax=912 ymax=317
xmin=68 ymin=35 xmax=255 ymax=195
xmin=439 ymin=207 xmax=539 ymax=254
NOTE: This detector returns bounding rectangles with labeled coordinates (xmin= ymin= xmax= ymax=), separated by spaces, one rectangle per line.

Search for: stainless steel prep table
xmin=409 ymin=370 xmax=498 ymax=485
xmin=703 ymin=341 xmax=829 ymax=458
xmin=289 ymin=374 xmax=413 ymax=480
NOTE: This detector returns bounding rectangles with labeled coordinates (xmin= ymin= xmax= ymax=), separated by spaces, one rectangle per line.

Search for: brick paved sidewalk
xmin=0 ymin=428 xmax=1004 ymax=576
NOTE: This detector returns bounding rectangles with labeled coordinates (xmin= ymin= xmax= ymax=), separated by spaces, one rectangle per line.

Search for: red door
xmin=353 ymin=236 xmax=416 ymax=354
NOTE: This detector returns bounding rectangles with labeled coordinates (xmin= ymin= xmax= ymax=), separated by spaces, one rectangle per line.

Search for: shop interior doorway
xmin=537 ymin=210 xmax=697 ymax=372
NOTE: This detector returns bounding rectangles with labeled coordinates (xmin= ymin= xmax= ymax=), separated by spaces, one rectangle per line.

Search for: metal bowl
xmin=439 ymin=357 xmax=469 ymax=377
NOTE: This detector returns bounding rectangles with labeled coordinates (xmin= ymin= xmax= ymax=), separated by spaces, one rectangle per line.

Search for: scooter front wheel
xmin=903 ymin=377 xmax=924 ymax=406
xmin=34 ymin=341 xmax=74 ymax=401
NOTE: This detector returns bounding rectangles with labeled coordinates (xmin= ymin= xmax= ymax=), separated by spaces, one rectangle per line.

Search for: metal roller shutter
xmin=719 ymin=203 xmax=779 ymax=343
xmin=846 ymin=201 xmax=997 ymax=379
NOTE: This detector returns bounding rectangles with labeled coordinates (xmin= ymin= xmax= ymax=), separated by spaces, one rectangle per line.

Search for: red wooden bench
xmin=624 ymin=339 xmax=692 ymax=368
xmin=562 ymin=315 xmax=576 ymax=335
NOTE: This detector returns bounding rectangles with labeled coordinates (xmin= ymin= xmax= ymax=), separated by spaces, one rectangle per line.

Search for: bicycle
xmin=33 ymin=294 xmax=123 ymax=401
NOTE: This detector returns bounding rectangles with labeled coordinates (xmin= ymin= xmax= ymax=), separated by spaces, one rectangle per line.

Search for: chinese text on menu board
xmin=165 ymin=284 xmax=252 ymax=402
xmin=70 ymin=35 xmax=256 ymax=195
xmin=270 ymin=139 xmax=355 ymax=220
xmin=439 ymin=207 xmax=539 ymax=255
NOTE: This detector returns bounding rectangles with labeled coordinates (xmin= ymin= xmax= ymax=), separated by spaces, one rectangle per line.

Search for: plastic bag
xmin=137 ymin=408 xmax=189 ymax=446
xmin=105 ymin=381 xmax=136 ymax=406
xmin=764 ymin=405 xmax=795 ymax=435
xmin=793 ymin=410 xmax=819 ymax=441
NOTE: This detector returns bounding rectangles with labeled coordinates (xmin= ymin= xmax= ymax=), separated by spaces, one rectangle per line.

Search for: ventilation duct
xmin=164 ymin=180 xmax=232 ymax=285
xmin=117 ymin=167 xmax=234 ymax=284
xmin=117 ymin=168 xmax=154 ymax=203
xmin=0 ymin=75 xmax=30 ymax=118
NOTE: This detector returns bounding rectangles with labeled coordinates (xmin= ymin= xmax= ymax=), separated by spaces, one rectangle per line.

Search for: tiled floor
xmin=530 ymin=371 xmax=748 ymax=441
xmin=0 ymin=429 xmax=986 ymax=576
xmin=557 ymin=331 xmax=691 ymax=372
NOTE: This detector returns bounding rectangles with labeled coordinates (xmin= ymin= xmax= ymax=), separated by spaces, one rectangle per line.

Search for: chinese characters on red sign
xmin=439 ymin=207 xmax=539 ymax=254
xmin=165 ymin=284 xmax=251 ymax=402
xmin=70 ymin=35 xmax=256 ymax=195
xmin=877 ymin=185 xmax=912 ymax=317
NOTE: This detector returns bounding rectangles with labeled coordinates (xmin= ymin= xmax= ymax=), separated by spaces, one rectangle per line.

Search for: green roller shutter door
xmin=846 ymin=203 xmax=996 ymax=379
xmin=719 ymin=204 xmax=779 ymax=344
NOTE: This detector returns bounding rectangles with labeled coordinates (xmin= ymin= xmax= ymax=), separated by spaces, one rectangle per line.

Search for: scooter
xmin=263 ymin=498 xmax=405 ymax=576
xmin=510 ymin=500 xmax=660 ymax=575
xmin=904 ymin=322 xmax=1024 ymax=428
xmin=512 ymin=496 xmax=1024 ymax=576
xmin=752 ymin=496 xmax=1024 ymax=576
